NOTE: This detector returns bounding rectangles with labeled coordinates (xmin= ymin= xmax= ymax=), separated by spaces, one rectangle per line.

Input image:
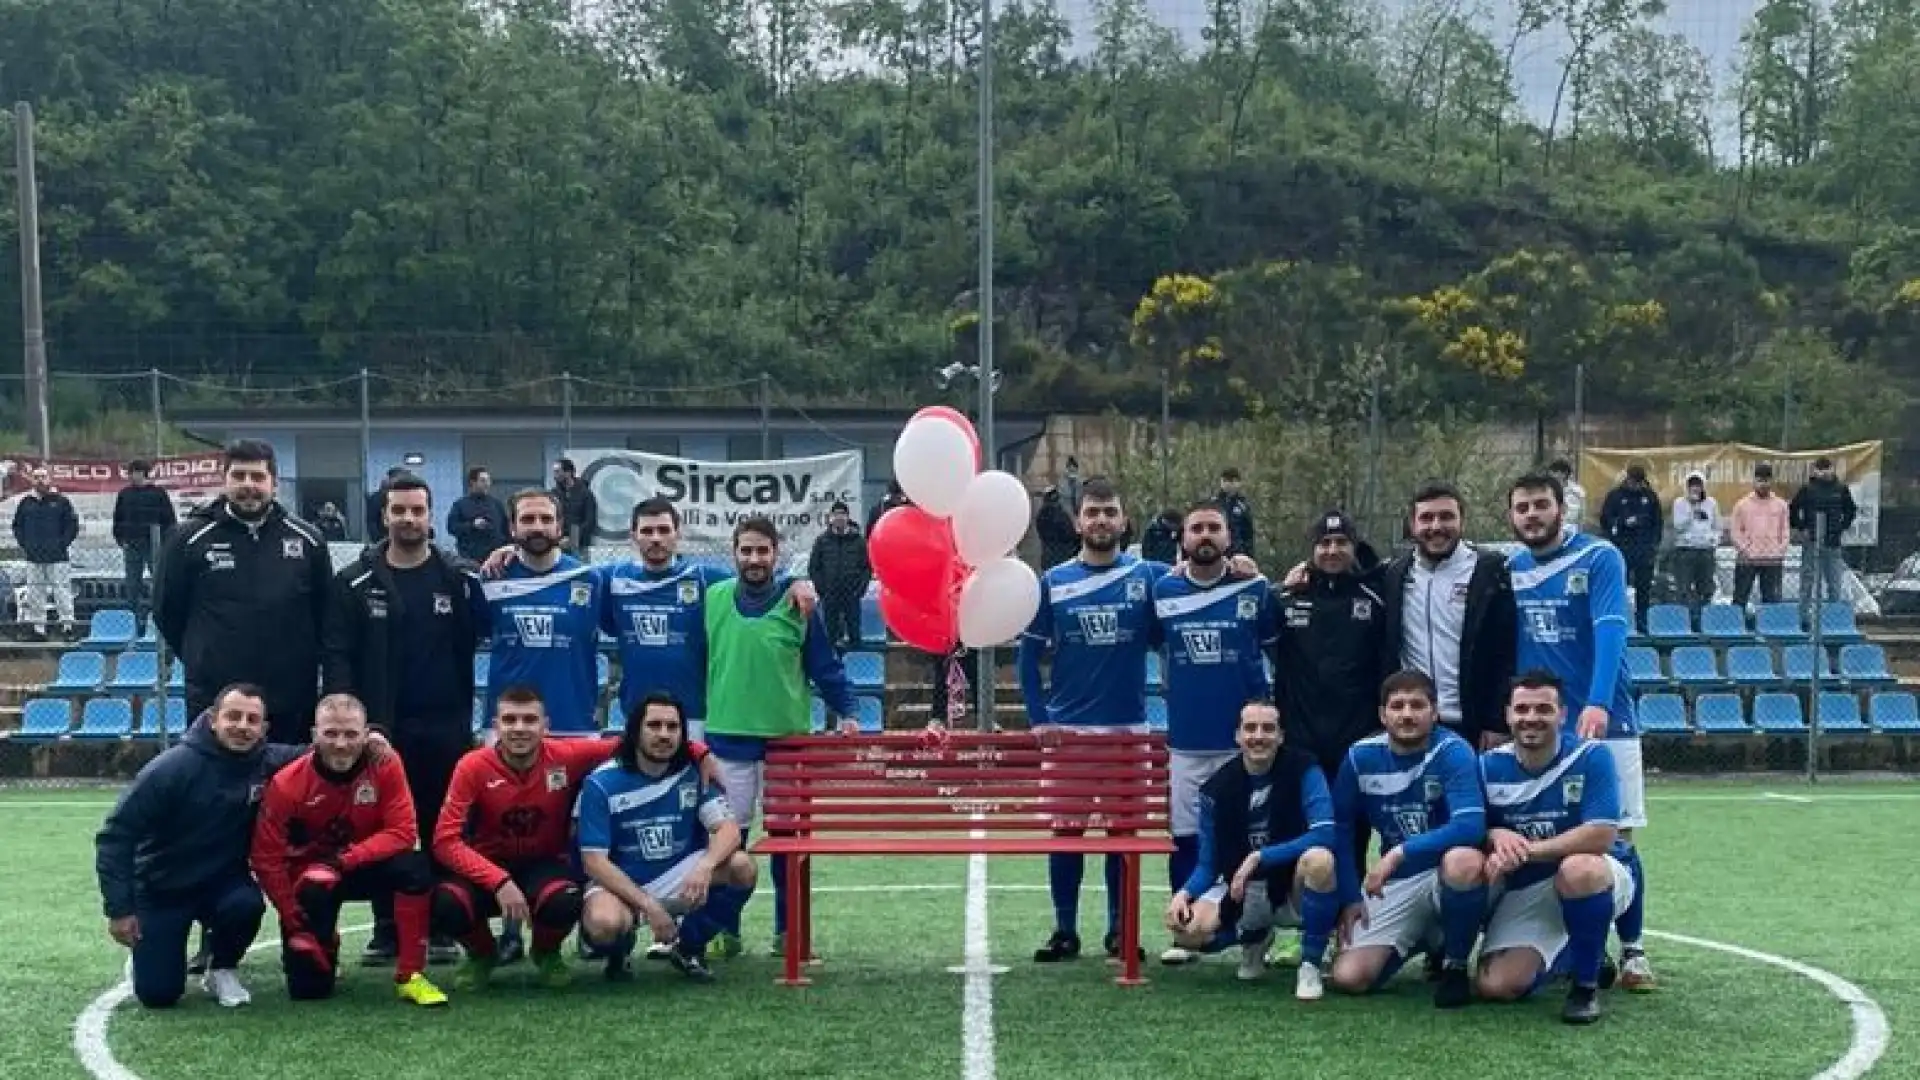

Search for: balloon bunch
xmin=869 ymin=407 xmax=1041 ymax=654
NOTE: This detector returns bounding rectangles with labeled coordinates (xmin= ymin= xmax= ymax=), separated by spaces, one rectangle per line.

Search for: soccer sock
xmin=1103 ymin=854 xmax=1125 ymax=939
xmin=462 ymin=924 xmax=498 ymax=959
xmin=681 ymin=884 xmax=752 ymax=954
xmin=1298 ymin=885 xmax=1339 ymax=967
xmin=392 ymin=893 xmax=430 ymax=981
xmin=531 ymin=922 xmax=569 ymax=957
xmin=1366 ymin=950 xmax=1409 ymax=993
xmin=1439 ymin=883 xmax=1489 ymax=966
xmin=500 ymin=918 xmax=523 ymax=942
xmin=1616 ymin=846 xmax=1646 ymax=949
xmin=1561 ymin=891 xmax=1614 ymax=989
xmin=1169 ymin=836 xmax=1199 ymax=897
xmin=772 ymin=853 xmax=789 ymax=937
xmin=1048 ymin=853 xmax=1084 ymax=936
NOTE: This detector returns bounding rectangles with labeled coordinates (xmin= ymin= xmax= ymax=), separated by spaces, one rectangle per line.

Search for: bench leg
xmin=1114 ymin=853 xmax=1147 ymax=987
xmin=779 ymin=856 xmax=812 ymax=987
xmin=799 ymin=854 xmax=821 ymax=966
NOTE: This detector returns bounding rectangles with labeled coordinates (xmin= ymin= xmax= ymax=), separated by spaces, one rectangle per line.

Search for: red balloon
xmin=880 ymin=584 xmax=958 ymax=654
xmin=911 ymin=406 xmax=982 ymax=468
xmin=869 ymin=505 xmax=959 ymax=609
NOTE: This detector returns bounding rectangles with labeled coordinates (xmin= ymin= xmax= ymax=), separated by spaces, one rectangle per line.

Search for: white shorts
xmin=1346 ymin=869 xmax=1443 ymax=957
xmin=1482 ymin=856 xmax=1635 ymax=966
xmin=1605 ymin=738 xmax=1647 ymax=830
xmin=584 ymin=852 xmax=707 ymax=917
xmin=1170 ymin=751 xmax=1237 ymax=837
xmin=1198 ymin=880 xmax=1300 ymax=932
xmin=713 ymin=757 xmax=764 ymax=833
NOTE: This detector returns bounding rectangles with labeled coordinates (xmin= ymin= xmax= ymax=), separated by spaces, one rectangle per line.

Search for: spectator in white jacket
xmin=1669 ymin=471 xmax=1721 ymax=616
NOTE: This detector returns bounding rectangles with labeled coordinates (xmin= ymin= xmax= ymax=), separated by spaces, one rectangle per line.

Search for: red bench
xmin=754 ymin=729 xmax=1172 ymax=987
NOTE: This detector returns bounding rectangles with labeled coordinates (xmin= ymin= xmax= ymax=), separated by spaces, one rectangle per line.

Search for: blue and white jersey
xmin=1333 ymin=728 xmax=1486 ymax=901
xmin=481 ymin=556 xmax=603 ymax=735
xmin=1481 ymin=737 xmax=1625 ymax=892
xmin=574 ymin=760 xmax=732 ymax=889
xmin=1508 ymin=532 xmax=1638 ymax=738
xmin=1018 ymin=555 xmax=1168 ymax=728
xmin=1153 ymin=573 xmax=1277 ymax=752
xmin=599 ymin=558 xmax=733 ymax=720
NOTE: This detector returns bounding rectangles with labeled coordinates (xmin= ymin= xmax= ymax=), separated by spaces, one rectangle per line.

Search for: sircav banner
xmin=572 ymin=447 xmax=864 ymax=553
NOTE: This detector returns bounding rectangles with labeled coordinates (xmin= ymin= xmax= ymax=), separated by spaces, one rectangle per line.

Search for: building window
xmin=625 ymin=433 xmax=682 ymax=457
xmin=727 ymin=433 xmax=783 ymax=461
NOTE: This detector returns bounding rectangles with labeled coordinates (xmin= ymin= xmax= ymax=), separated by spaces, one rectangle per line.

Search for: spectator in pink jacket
xmin=1729 ymin=463 xmax=1789 ymax=607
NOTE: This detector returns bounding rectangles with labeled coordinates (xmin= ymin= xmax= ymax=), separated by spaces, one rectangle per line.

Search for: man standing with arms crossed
xmin=1506 ymin=471 xmax=1654 ymax=992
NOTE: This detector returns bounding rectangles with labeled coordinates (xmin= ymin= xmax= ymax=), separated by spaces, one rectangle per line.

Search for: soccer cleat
xmin=604 ymin=953 xmax=634 ymax=983
xmin=450 ymin=955 xmax=495 ymax=992
xmin=646 ymin=941 xmax=675 ymax=961
xmin=1103 ymin=931 xmax=1145 ymax=963
xmin=1433 ymin=963 xmax=1472 ymax=1009
xmin=1424 ymin=949 xmax=1445 ymax=983
xmin=1160 ymin=945 xmax=1200 ymax=966
xmin=186 ymin=946 xmax=210 ymax=977
xmin=1237 ymin=931 xmax=1273 ymax=982
xmin=201 ymin=969 xmax=251 ymax=1008
xmin=768 ymin=933 xmax=786 ymax=958
xmin=1265 ymin=934 xmax=1302 ymax=969
xmin=395 ymin=972 xmax=449 ymax=1007
xmin=496 ymin=930 xmax=526 ymax=966
xmin=1294 ymin=962 xmax=1325 ymax=1001
xmin=1599 ymin=954 xmax=1619 ymax=991
xmin=1562 ymin=985 xmax=1603 ymax=1025
xmin=706 ymin=932 xmax=743 ymax=961
xmin=669 ymin=944 xmax=716 ymax=982
xmin=1033 ymin=931 xmax=1082 ymax=963
xmin=360 ymin=934 xmax=397 ymax=968
xmin=532 ymin=951 xmax=572 ymax=989
xmin=1620 ymin=949 xmax=1658 ymax=992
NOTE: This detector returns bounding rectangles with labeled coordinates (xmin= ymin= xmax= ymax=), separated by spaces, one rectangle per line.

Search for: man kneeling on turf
xmin=1476 ymin=670 xmax=1637 ymax=1025
xmin=1162 ymin=700 xmax=1339 ymax=1000
xmin=431 ymin=685 xmax=618 ymax=990
xmin=251 ymin=693 xmax=447 ymax=1007
xmin=576 ymin=692 xmax=756 ymax=982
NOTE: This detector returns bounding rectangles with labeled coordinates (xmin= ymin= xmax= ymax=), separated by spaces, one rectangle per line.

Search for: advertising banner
xmin=1579 ymin=441 xmax=1882 ymax=546
xmin=572 ymin=447 xmax=864 ymax=554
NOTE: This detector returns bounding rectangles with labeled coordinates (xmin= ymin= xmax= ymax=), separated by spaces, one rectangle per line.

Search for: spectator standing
xmin=1140 ymin=508 xmax=1181 ymax=565
xmin=550 ymin=458 xmax=598 ymax=553
xmin=866 ymin=480 xmax=909 ymax=537
xmin=1216 ymin=468 xmax=1257 ymax=557
xmin=1669 ymin=472 xmax=1721 ymax=616
xmin=1598 ymin=466 xmax=1663 ymax=632
xmin=1790 ymin=456 xmax=1857 ymax=606
xmin=1729 ymin=464 xmax=1789 ymax=607
xmin=1549 ymin=459 xmax=1587 ymax=532
xmin=366 ymin=466 xmax=407 ymax=543
xmin=313 ymin=502 xmax=349 ymax=542
xmin=112 ymin=460 xmax=178 ymax=626
xmin=447 ymin=467 xmax=509 ymax=563
xmin=10 ymin=464 xmax=80 ymax=639
xmin=807 ymin=501 xmax=871 ymax=650
xmin=1034 ymin=487 xmax=1079 ymax=569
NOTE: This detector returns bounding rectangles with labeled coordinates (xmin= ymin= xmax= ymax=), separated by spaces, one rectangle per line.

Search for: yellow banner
xmin=1578 ymin=441 xmax=1883 ymax=546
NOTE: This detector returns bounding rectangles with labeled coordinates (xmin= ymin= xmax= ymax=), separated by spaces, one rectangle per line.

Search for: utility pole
xmin=974 ymin=0 xmax=997 ymax=734
xmin=15 ymin=102 xmax=51 ymax=458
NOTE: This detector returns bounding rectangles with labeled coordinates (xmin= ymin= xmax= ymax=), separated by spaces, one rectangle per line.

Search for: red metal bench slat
xmin=753 ymin=835 xmax=1171 ymax=856
xmin=766 ymin=749 xmax=1165 ymax=768
xmin=763 ymin=783 xmax=1162 ymax=802
xmin=770 ymin=732 xmax=1156 ymax=748
xmin=762 ymin=816 xmax=1166 ymax=833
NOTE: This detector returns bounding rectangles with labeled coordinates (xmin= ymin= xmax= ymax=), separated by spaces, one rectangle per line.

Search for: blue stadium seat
xmin=13 ymin=698 xmax=73 ymax=739
xmin=79 ymin=609 xmax=137 ymax=651
xmin=1698 ymin=604 xmax=1750 ymax=642
xmin=1637 ymin=693 xmax=1688 ymax=734
xmin=1146 ymin=696 xmax=1168 ymax=733
xmin=596 ymin=653 xmax=610 ymax=688
xmin=108 ymin=651 xmax=160 ymax=694
xmin=137 ymin=619 xmax=158 ymax=645
xmin=168 ymin=659 xmax=185 ymax=690
xmin=1626 ymin=647 xmax=1666 ymax=690
xmin=602 ymin=704 xmax=625 ymax=735
xmin=1754 ymin=603 xmax=1807 ymax=642
xmin=47 ymin=651 xmax=107 ymax=695
xmin=475 ymin=653 xmax=492 ymax=691
xmin=1870 ymin=693 xmax=1920 ymax=734
xmin=1782 ymin=644 xmax=1835 ymax=684
xmin=1814 ymin=692 xmax=1869 ymax=734
xmin=844 ymin=651 xmax=886 ymax=693
xmin=1692 ymin=694 xmax=1749 ymax=734
xmin=139 ymin=697 xmax=188 ymax=736
xmin=1814 ymin=602 xmax=1864 ymax=645
xmin=472 ymin=698 xmax=488 ymax=736
xmin=75 ymin=698 xmax=134 ymax=739
xmin=860 ymin=592 xmax=888 ymax=647
xmin=1646 ymin=604 xmax=1694 ymax=644
xmin=1751 ymin=692 xmax=1806 ymax=733
xmin=810 ymin=696 xmax=827 ymax=734
xmin=1837 ymin=644 xmax=1895 ymax=687
xmin=1724 ymin=645 xmax=1781 ymax=688
xmin=855 ymin=695 xmax=885 ymax=733
xmin=1667 ymin=646 xmax=1725 ymax=690
xmin=1146 ymin=653 xmax=1165 ymax=692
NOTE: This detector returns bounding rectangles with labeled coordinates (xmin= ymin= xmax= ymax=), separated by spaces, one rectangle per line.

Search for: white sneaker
xmin=1295 ymin=962 xmax=1325 ymax=1001
xmin=201 ymin=969 xmax=250 ymax=1008
xmin=1160 ymin=945 xmax=1199 ymax=966
xmin=1236 ymin=931 xmax=1272 ymax=982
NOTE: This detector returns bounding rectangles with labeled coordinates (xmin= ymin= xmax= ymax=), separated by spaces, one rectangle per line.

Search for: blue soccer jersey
xmin=1153 ymin=573 xmax=1277 ymax=753
xmin=1481 ymin=737 xmax=1626 ymax=892
xmin=1333 ymin=729 xmax=1486 ymax=901
xmin=1018 ymin=555 xmax=1168 ymax=728
xmin=1181 ymin=767 xmax=1336 ymax=897
xmin=481 ymin=557 xmax=604 ymax=735
xmin=600 ymin=558 xmax=733 ymax=720
xmin=1508 ymin=532 xmax=1638 ymax=738
xmin=574 ymin=760 xmax=733 ymax=888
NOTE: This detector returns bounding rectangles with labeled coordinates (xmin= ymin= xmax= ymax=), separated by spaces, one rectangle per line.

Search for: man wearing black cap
xmin=1598 ymin=466 xmax=1663 ymax=632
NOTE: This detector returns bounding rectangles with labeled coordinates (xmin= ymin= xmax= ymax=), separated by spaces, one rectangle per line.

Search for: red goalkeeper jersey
xmin=250 ymin=751 xmax=417 ymax=925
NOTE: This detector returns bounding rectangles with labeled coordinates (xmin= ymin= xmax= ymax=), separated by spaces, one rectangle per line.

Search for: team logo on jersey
xmin=570 ymin=582 xmax=591 ymax=606
xmin=631 ymin=611 xmax=670 ymax=645
xmin=678 ymin=580 xmax=699 ymax=604
xmin=1352 ymin=599 xmax=1374 ymax=621
xmin=1452 ymin=582 xmax=1470 ymax=603
xmin=514 ymin=612 xmax=555 ymax=647
xmin=1237 ymin=595 xmax=1259 ymax=620
xmin=432 ymin=593 xmax=452 ymax=615
xmin=282 ymin=538 xmax=305 ymax=559
xmin=1076 ymin=610 xmax=1120 ymax=645
xmin=1180 ymin=629 xmax=1223 ymax=664
xmin=205 ymin=547 xmax=235 ymax=572
xmin=639 ymin=822 xmax=676 ymax=860
xmin=354 ymin=782 xmax=377 ymax=805
xmin=545 ymin=767 xmax=568 ymax=792
xmin=1563 ymin=777 xmax=1584 ymax=803
xmin=1285 ymin=606 xmax=1310 ymax=628
xmin=367 ymin=598 xmax=388 ymax=620
xmin=1567 ymin=571 xmax=1588 ymax=595
xmin=679 ymin=786 xmax=697 ymax=809
xmin=1423 ymin=777 xmax=1442 ymax=802
xmin=1524 ymin=607 xmax=1564 ymax=644
xmin=248 ymin=783 xmax=264 ymax=804
xmin=1126 ymin=578 xmax=1146 ymax=603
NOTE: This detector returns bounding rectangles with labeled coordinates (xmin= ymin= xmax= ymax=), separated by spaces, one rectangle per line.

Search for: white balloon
xmin=958 ymin=557 xmax=1041 ymax=648
xmin=892 ymin=415 xmax=977 ymax=517
xmin=953 ymin=470 xmax=1032 ymax=566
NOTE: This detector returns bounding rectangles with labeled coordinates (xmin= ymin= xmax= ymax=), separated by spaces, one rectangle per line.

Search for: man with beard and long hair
xmin=1506 ymin=471 xmax=1653 ymax=993
xmin=1148 ymin=501 xmax=1277 ymax=967
xmin=1017 ymin=476 xmax=1170 ymax=965
xmin=480 ymin=490 xmax=604 ymax=736
xmin=702 ymin=515 xmax=856 ymax=958
xmin=577 ymin=692 xmax=757 ymax=983
xmin=323 ymin=474 xmax=484 ymax=966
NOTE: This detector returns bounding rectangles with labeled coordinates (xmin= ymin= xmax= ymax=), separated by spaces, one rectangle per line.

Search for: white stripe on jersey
xmin=1152 ymin=575 xmax=1267 ymax=620
xmin=1348 ymin=733 xmax=1454 ymax=797
xmin=482 ymin=564 xmax=596 ymax=602
xmin=1481 ymin=741 xmax=1597 ymax=808
xmin=1048 ymin=563 xmax=1140 ymax=605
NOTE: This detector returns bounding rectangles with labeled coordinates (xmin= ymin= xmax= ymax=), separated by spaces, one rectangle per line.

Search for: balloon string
xmin=945 ymin=650 xmax=971 ymax=723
